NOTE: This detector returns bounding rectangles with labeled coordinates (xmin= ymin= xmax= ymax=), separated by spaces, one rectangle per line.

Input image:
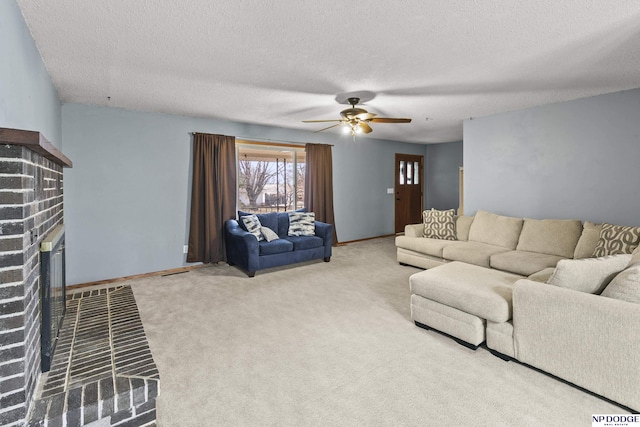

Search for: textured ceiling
xmin=16 ymin=0 xmax=640 ymax=144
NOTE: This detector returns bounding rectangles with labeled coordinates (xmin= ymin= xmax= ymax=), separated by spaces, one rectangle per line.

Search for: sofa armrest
xmin=513 ymin=279 xmax=640 ymax=410
xmin=404 ymin=223 xmax=423 ymax=238
xmin=224 ymin=219 xmax=260 ymax=273
xmin=314 ymin=221 xmax=334 ymax=259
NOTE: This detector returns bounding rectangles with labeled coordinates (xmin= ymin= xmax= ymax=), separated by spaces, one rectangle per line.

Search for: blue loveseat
xmin=224 ymin=210 xmax=334 ymax=277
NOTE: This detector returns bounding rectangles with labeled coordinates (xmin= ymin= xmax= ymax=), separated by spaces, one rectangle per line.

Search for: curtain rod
xmin=190 ymin=132 xmax=333 ymax=146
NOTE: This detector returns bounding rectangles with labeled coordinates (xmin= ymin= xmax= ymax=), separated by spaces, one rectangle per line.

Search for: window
xmin=236 ymin=141 xmax=306 ymax=213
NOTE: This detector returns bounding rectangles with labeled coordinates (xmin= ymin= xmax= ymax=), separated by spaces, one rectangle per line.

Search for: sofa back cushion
xmin=547 ymin=254 xmax=632 ymax=294
xmin=516 ymin=218 xmax=583 ymax=258
xmin=573 ymin=221 xmax=603 ymax=259
xmin=601 ymin=263 xmax=640 ymax=304
xmin=468 ymin=210 xmax=523 ymax=249
xmin=456 ymin=215 xmax=474 ymax=241
xmin=238 ymin=210 xmax=278 ymax=233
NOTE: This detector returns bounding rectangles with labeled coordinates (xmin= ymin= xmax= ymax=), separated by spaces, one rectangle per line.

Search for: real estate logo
xmin=592 ymin=414 xmax=640 ymax=427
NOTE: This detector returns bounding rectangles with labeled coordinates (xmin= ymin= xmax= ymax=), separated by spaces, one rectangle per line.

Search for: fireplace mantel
xmin=0 ymin=127 xmax=72 ymax=167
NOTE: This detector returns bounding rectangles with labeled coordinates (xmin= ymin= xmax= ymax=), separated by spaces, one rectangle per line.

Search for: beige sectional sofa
xmin=397 ymin=210 xmax=640 ymax=411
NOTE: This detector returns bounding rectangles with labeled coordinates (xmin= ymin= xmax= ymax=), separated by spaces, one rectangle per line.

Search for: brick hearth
xmin=28 ymin=286 xmax=160 ymax=426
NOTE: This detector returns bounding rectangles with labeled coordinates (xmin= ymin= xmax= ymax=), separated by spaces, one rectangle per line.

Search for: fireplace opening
xmin=40 ymin=224 xmax=67 ymax=372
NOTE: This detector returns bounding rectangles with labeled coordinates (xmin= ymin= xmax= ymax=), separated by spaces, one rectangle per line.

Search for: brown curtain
xmin=187 ymin=133 xmax=236 ymax=263
xmin=304 ymin=143 xmax=338 ymax=244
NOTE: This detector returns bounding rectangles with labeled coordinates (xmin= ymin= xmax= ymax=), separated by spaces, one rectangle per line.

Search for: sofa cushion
xmin=238 ymin=210 xmax=278 ymax=233
xmin=456 ymin=215 xmax=474 ymax=241
xmin=601 ymin=264 xmax=640 ymax=304
xmin=395 ymin=235 xmax=462 ymax=258
xmin=546 ymin=254 xmax=632 ymax=294
xmin=261 ymin=226 xmax=279 ymax=242
xmin=241 ymin=214 xmax=264 ymax=241
xmin=259 ymin=239 xmax=294 ymax=255
xmin=573 ymin=221 xmax=602 ymax=259
xmin=284 ymin=235 xmax=323 ymax=251
xmin=515 ymin=218 xmax=582 ymax=258
xmin=468 ymin=210 xmax=523 ymax=249
xmin=490 ymin=250 xmax=564 ymax=276
xmin=288 ymin=211 xmax=316 ymax=236
xmin=593 ymin=223 xmax=640 ymax=257
xmin=442 ymin=241 xmax=511 ymax=268
xmin=422 ymin=209 xmax=456 ymax=240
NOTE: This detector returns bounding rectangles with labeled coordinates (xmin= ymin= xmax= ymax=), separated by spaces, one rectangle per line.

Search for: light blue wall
xmin=62 ymin=103 xmax=426 ymax=284
xmin=464 ymin=88 xmax=640 ymax=226
xmin=0 ymin=0 xmax=62 ymax=147
xmin=425 ymin=141 xmax=463 ymax=211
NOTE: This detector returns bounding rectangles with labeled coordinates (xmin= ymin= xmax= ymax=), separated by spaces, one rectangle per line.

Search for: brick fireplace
xmin=0 ymin=128 xmax=71 ymax=426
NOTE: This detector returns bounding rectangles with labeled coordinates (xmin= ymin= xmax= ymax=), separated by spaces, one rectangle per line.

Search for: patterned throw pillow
xmin=422 ymin=209 xmax=456 ymax=240
xmin=261 ymin=226 xmax=279 ymax=242
xmin=241 ymin=214 xmax=263 ymax=241
xmin=288 ymin=212 xmax=315 ymax=236
xmin=592 ymin=223 xmax=640 ymax=257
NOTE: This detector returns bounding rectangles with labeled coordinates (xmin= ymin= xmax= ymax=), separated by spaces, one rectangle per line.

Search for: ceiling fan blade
xmin=369 ymin=118 xmax=412 ymax=123
xmin=356 ymin=112 xmax=376 ymax=121
xmin=359 ymin=122 xmax=373 ymax=134
xmin=302 ymin=119 xmax=343 ymax=123
xmin=314 ymin=123 xmax=345 ymax=133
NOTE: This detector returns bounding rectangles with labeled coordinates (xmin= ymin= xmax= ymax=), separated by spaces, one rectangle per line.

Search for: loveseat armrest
xmin=513 ymin=279 xmax=640 ymax=410
xmin=224 ymin=219 xmax=260 ymax=275
xmin=404 ymin=223 xmax=423 ymax=238
xmin=314 ymin=221 xmax=334 ymax=259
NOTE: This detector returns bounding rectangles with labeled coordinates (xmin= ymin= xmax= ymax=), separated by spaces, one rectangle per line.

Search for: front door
xmin=395 ymin=154 xmax=424 ymax=233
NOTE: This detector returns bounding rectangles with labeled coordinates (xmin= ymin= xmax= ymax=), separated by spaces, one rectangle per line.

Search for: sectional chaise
xmin=396 ymin=209 xmax=640 ymax=411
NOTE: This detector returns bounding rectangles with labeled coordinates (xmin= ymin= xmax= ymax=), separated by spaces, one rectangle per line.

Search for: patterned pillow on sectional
xmin=422 ymin=209 xmax=456 ymax=240
xmin=241 ymin=214 xmax=264 ymax=241
xmin=288 ymin=212 xmax=315 ymax=236
xmin=592 ymin=223 xmax=640 ymax=257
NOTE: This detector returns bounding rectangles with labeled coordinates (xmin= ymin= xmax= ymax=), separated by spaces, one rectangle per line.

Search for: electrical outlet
xmin=387 ymin=188 xmax=394 ymax=194
xmin=183 ymin=245 xmax=189 ymax=254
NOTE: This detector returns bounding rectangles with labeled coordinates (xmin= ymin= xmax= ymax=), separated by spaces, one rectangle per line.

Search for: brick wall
xmin=0 ymin=144 xmax=64 ymax=426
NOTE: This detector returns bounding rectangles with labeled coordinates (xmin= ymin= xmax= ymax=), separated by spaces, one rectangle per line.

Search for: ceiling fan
xmin=302 ymin=97 xmax=412 ymax=136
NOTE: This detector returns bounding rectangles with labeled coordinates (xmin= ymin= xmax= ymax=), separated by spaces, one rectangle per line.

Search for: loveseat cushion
xmin=442 ymin=241 xmax=511 ymax=268
xmin=238 ymin=210 xmax=278 ymax=232
xmin=468 ymin=210 xmax=523 ymax=249
xmin=515 ymin=218 xmax=582 ymax=258
xmin=490 ymin=250 xmax=564 ymax=276
xmin=259 ymin=239 xmax=294 ymax=255
xmin=285 ymin=235 xmax=323 ymax=251
xmin=395 ymin=235 xmax=461 ymax=258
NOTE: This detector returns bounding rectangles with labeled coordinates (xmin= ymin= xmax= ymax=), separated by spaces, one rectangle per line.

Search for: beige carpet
xmin=127 ymin=237 xmax=624 ymax=426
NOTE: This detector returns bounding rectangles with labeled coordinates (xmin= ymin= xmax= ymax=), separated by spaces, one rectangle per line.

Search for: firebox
xmin=40 ymin=224 xmax=66 ymax=372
